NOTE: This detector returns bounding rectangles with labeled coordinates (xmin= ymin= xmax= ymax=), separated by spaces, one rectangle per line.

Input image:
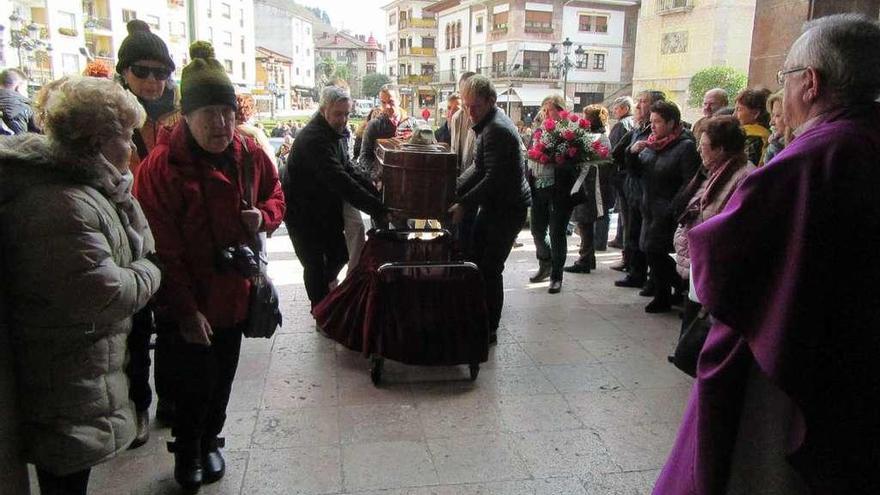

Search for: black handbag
xmin=240 ymin=139 xmax=283 ymax=339
xmin=670 ymin=301 xmax=712 ymax=377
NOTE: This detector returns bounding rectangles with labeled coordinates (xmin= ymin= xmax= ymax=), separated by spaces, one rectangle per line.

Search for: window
xmin=295 ymin=67 xmax=300 ymax=75
xmin=145 ymin=15 xmax=160 ymax=31
xmin=524 ymin=10 xmax=552 ymax=32
xmin=223 ymin=59 xmax=233 ymax=73
xmin=579 ymin=14 xmax=608 ymax=33
xmin=389 ymin=40 xmax=394 ymax=51
xmin=522 ymin=50 xmax=550 ymax=76
xmin=460 ymin=56 xmax=466 ymax=70
xmin=421 ymin=64 xmax=435 ymax=76
xmin=306 ymin=26 xmax=310 ymax=35
xmin=445 ymin=24 xmax=450 ymax=49
xmin=240 ymin=36 xmax=245 ymax=53
xmin=239 ymin=9 xmax=244 ymax=27
xmin=295 ymin=45 xmax=299 ymax=54
xmin=475 ymin=16 xmax=483 ymax=33
xmin=475 ymin=53 xmax=482 ymax=69
xmin=122 ymin=9 xmax=137 ymax=23
xmin=306 ymin=48 xmax=310 ymax=56
xmin=241 ymin=62 xmax=246 ymax=79
xmin=221 ymin=3 xmax=231 ymax=18
xmin=423 ymin=37 xmax=435 ymax=49
xmin=207 ymin=0 xmax=212 ymax=17
xmin=58 ymin=11 xmax=76 ymax=30
xmin=389 ymin=66 xmax=394 ymax=76
xmin=657 ymin=0 xmax=692 ymax=13
xmin=576 ymin=52 xmax=588 ymax=68
xmin=62 ymin=53 xmax=80 ymax=74
xmin=389 ymin=13 xmax=396 ymax=26
xmin=179 ymin=21 xmax=187 ymax=35
xmin=455 ymin=21 xmax=461 ymax=48
xmin=492 ymin=11 xmax=508 ymax=31
xmin=399 ymin=63 xmax=406 ymax=75
xmin=222 ymin=31 xmax=232 ymax=46
xmin=492 ymin=51 xmax=506 ymax=72
xmin=449 ymin=57 xmax=454 ymax=71
xmin=593 ymin=53 xmax=605 ymax=70
xmin=306 ymin=69 xmax=311 ymax=77
xmin=208 ymin=27 xmax=213 ymax=42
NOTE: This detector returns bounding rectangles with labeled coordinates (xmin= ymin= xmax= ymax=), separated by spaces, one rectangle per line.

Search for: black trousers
xmin=171 ymin=324 xmax=243 ymax=443
xmin=575 ymin=221 xmax=595 ymax=264
xmin=471 ymin=206 xmax=527 ymax=331
xmin=593 ymin=211 xmax=611 ymax=251
xmin=455 ymin=205 xmax=478 ymax=259
xmin=288 ymin=226 xmax=348 ymax=308
xmin=36 ymin=467 xmax=90 ymax=495
xmin=622 ymin=201 xmax=647 ymax=281
xmin=126 ymin=305 xmax=176 ymax=412
xmin=530 ymin=188 xmax=575 ymax=281
xmin=646 ymin=251 xmax=676 ymax=301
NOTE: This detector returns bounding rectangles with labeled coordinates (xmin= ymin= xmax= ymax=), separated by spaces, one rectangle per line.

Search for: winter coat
xmin=743 ymin=123 xmax=770 ymax=167
xmin=617 ymin=123 xmax=652 ymax=209
xmin=572 ymin=134 xmax=615 ymax=223
xmin=457 ymin=107 xmax=531 ymax=212
xmin=0 ymin=134 xmax=161 ymax=475
xmin=284 ymin=112 xmax=386 ymax=254
xmin=128 ymin=84 xmax=181 ymax=178
xmin=134 ymin=122 xmax=285 ymax=328
xmin=608 ymin=115 xmax=635 ymax=148
xmin=435 ymin=120 xmax=451 ymax=144
xmin=635 ymin=134 xmax=701 ymax=253
xmin=673 ymin=154 xmax=755 ymax=279
xmin=0 ymin=88 xmax=38 ymax=135
xmin=358 ymin=115 xmax=397 ymax=180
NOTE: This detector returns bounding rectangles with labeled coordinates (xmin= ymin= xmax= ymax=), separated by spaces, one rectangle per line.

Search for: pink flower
xmin=543 ymin=119 xmax=556 ymax=131
xmin=554 ymin=154 xmax=566 ymax=164
xmin=592 ymin=140 xmax=610 ymax=158
xmin=539 ymin=154 xmax=550 ymax=164
xmin=527 ymin=148 xmax=539 ymax=160
xmin=569 ymin=113 xmax=580 ymax=123
xmin=578 ymin=118 xmax=589 ymax=129
xmin=534 ymin=128 xmax=543 ymax=139
xmin=535 ymin=141 xmax=546 ymax=152
xmin=567 ymin=146 xmax=578 ymax=158
xmin=562 ymin=130 xmax=575 ymax=141
xmin=559 ymin=110 xmax=570 ymax=120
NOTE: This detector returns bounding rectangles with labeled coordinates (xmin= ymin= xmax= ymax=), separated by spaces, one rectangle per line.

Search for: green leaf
xmin=688 ymin=66 xmax=748 ymax=107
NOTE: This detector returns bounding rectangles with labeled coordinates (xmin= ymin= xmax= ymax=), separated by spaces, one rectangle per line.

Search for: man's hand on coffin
xmin=449 ymin=203 xmax=465 ymax=224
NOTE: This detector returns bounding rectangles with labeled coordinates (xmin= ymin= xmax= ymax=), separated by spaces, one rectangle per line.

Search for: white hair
xmin=787 ymin=13 xmax=880 ymax=104
xmin=612 ymin=96 xmax=633 ymax=112
xmin=319 ymin=85 xmax=351 ymax=110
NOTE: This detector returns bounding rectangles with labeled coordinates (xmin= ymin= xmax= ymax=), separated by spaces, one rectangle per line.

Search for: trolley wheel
xmin=370 ymin=356 xmax=384 ymax=386
xmin=469 ymin=363 xmax=480 ymax=381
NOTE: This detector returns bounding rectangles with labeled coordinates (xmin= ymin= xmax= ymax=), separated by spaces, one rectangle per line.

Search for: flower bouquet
xmin=527 ymin=110 xmax=610 ymax=165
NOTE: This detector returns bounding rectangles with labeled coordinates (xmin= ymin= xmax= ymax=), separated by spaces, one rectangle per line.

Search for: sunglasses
xmin=129 ymin=64 xmax=172 ymax=81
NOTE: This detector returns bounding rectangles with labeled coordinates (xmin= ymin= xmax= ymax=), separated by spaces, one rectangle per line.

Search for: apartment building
xmin=192 ymin=0 xmax=256 ymax=89
xmin=426 ymin=0 xmax=638 ymax=123
xmin=631 ymin=0 xmax=757 ymax=121
xmin=383 ymin=0 xmax=439 ymax=113
xmin=253 ymin=0 xmax=316 ymax=105
xmin=315 ymin=31 xmax=386 ymax=99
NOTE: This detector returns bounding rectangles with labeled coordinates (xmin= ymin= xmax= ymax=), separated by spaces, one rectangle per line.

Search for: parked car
xmin=353 ymin=99 xmax=375 ymax=118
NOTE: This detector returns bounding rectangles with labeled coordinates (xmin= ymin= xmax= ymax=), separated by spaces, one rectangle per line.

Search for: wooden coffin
xmin=375 ymin=138 xmax=458 ymax=220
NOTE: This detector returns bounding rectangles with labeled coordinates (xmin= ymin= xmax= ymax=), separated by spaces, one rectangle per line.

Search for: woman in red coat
xmin=134 ymin=42 xmax=285 ymax=490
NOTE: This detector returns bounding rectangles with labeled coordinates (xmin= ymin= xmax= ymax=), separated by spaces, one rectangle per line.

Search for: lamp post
xmin=7 ymin=9 xmax=53 ymax=86
xmin=263 ymin=54 xmax=280 ymax=120
xmin=549 ymin=37 xmax=583 ymax=106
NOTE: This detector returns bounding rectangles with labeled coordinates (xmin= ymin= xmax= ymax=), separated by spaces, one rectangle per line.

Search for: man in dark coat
xmin=449 ymin=75 xmax=531 ymax=344
xmin=285 ymin=86 xmax=390 ymax=308
xmin=0 ymin=69 xmax=38 ymax=135
xmin=358 ymin=85 xmax=401 ymax=181
xmin=434 ymin=93 xmax=460 ymax=145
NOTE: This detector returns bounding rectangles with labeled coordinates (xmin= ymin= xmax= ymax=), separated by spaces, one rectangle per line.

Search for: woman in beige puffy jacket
xmin=0 ymin=76 xmax=161 ymax=494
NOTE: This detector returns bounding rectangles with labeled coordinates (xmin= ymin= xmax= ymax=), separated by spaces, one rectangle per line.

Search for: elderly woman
xmin=134 ymin=42 xmax=285 ymax=490
xmin=0 ymin=76 xmax=161 ymax=494
xmin=527 ymin=95 xmax=579 ymax=293
xmin=628 ymin=100 xmax=700 ymax=313
xmin=763 ymin=90 xmax=790 ymax=164
xmin=656 ymin=14 xmax=880 ymax=494
xmin=733 ymin=88 xmax=772 ymax=166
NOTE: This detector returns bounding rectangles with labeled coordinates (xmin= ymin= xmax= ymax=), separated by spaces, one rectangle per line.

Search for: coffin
xmin=375 ymin=138 xmax=458 ymax=221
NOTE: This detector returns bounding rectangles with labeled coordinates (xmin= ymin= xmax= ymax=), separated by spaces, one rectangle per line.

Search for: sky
xmin=295 ymin=0 xmax=389 ymax=40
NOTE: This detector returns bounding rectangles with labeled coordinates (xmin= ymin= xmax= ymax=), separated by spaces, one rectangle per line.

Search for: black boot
xmin=639 ymin=279 xmax=656 ymax=297
xmin=201 ymin=437 xmax=226 ymax=484
xmin=563 ymin=261 xmax=590 ymax=274
xmin=530 ymin=259 xmax=552 ymax=283
xmin=645 ymin=296 xmax=673 ymax=313
xmin=589 ymin=254 xmax=597 ymax=270
xmin=614 ymin=275 xmax=645 ymax=288
xmin=169 ymin=439 xmax=202 ymax=491
xmin=129 ymin=409 xmax=150 ymax=450
xmin=547 ymin=279 xmax=562 ymax=294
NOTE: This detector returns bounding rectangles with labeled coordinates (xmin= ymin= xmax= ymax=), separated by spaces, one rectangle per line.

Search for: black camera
xmin=216 ymin=244 xmax=260 ymax=277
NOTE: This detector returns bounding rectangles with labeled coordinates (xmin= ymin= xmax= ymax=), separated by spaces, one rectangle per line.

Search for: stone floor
xmin=81 ymin=227 xmax=693 ymax=495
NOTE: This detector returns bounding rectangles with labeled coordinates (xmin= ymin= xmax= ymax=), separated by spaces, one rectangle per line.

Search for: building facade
xmin=426 ymin=0 xmax=638 ymax=124
xmin=192 ymin=0 xmax=256 ymax=89
xmin=253 ymin=0 xmax=316 ymax=107
xmin=315 ymin=31 xmax=386 ymax=99
xmin=748 ymin=0 xmax=880 ymax=89
xmin=383 ymin=0 xmax=439 ymax=114
xmin=254 ymin=45 xmax=292 ymax=116
xmin=631 ymin=0 xmax=757 ymax=121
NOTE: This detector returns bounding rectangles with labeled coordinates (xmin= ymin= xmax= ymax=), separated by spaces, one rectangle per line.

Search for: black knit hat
xmin=180 ymin=41 xmax=237 ymax=114
xmin=116 ymin=20 xmax=175 ymax=74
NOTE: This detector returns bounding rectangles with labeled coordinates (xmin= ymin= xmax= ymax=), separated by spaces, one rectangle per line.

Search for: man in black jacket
xmin=449 ymin=75 xmax=531 ymax=344
xmin=285 ymin=86 xmax=390 ymax=308
xmin=0 ymin=69 xmax=38 ymax=135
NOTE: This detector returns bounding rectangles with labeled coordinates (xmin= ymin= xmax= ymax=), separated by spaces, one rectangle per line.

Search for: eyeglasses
xmin=776 ymin=66 xmax=808 ymax=85
xmin=129 ymin=64 xmax=172 ymax=81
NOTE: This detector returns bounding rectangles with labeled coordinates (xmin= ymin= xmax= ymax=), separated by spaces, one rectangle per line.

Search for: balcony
xmin=399 ymin=18 xmax=437 ymax=30
xmin=399 ymin=74 xmax=434 ymax=85
xmin=656 ymin=0 xmax=693 ymax=15
xmin=431 ymin=70 xmax=458 ymax=85
xmin=474 ymin=65 xmax=558 ymax=81
xmin=84 ymin=17 xmax=112 ymax=32
xmin=402 ymin=46 xmax=435 ymax=57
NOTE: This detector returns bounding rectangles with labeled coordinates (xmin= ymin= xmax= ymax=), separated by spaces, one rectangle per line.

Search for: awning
xmin=497 ymin=87 xmax=573 ymax=107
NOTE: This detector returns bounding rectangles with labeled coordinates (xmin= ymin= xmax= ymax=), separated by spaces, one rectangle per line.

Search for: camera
xmin=216 ymin=244 xmax=260 ymax=277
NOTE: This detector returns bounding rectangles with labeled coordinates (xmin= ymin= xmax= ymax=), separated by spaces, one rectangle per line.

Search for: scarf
xmin=645 ymin=125 xmax=683 ymax=152
xmin=137 ymin=82 xmax=177 ymax=123
xmin=89 ymin=154 xmax=149 ymax=259
xmin=677 ymin=153 xmax=749 ymax=226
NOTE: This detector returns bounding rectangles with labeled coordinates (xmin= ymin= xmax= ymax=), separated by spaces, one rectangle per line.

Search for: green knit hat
xmin=180 ymin=41 xmax=237 ymax=114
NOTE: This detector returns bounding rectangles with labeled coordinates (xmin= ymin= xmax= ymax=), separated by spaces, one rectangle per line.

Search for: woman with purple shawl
xmin=654 ymin=14 xmax=880 ymax=495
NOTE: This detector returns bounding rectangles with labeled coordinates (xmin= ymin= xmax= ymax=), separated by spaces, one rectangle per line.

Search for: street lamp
xmin=262 ymin=54 xmax=281 ymax=119
xmin=550 ymin=37 xmax=582 ymax=106
xmin=7 ymin=9 xmax=53 ymax=86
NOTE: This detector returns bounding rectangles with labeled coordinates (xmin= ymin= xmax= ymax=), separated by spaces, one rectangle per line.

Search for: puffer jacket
xmin=128 ymin=83 xmax=182 ymax=179
xmin=0 ymin=134 xmax=161 ymax=475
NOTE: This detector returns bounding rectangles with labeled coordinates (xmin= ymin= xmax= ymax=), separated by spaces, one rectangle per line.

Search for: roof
xmin=256 ymin=46 xmax=294 ymax=63
xmin=314 ymin=31 xmax=382 ymax=51
xmin=254 ymin=0 xmax=332 ymax=30
xmin=424 ymin=0 xmax=461 ymax=13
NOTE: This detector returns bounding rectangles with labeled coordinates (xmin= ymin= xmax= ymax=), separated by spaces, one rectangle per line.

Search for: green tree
xmin=688 ymin=66 xmax=748 ymax=108
xmin=361 ymin=73 xmax=391 ymax=98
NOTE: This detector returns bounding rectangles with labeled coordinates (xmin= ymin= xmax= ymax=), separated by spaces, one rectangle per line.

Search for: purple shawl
xmin=653 ymin=104 xmax=880 ymax=495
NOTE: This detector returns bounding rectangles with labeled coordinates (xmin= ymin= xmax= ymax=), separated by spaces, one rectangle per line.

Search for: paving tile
xmin=243 ymin=446 xmax=342 ymax=494
xmin=596 ymin=422 xmax=680 ymax=472
xmin=340 ymin=476 xmax=589 ymax=495
xmin=512 ymin=429 xmax=620 ymax=478
xmin=224 ymin=409 xmax=259 ymax=451
xmin=577 ymin=337 xmax=657 ymax=363
xmin=539 ymin=364 xmax=624 ymax=393
xmin=520 ymin=340 xmax=598 ymax=366
xmin=253 ymin=406 xmax=340 ymax=448
xmin=482 ymin=343 xmax=536 ymax=368
xmin=236 ymin=352 xmax=272 ymax=381
xmin=416 ymin=397 xmax=504 ymax=439
xmin=273 ymin=331 xmax=336 ymax=354
xmin=261 ymin=372 xmax=339 ymax=409
xmin=228 ymin=378 xmax=266 ymax=412
xmin=602 ymin=361 xmax=692 ymax=390
xmin=454 ymin=366 xmax=558 ymax=397
xmin=427 ymin=433 xmax=530 ymax=484
xmin=342 ymin=441 xmax=439 ymax=492
xmin=564 ymin=390 xmax=650 ymax=430
xmin=268 ymin=349 xmax=339 ymax=378
xmin=581 ymin=470 xmax=653 ymax=495
xmin=340 ymin=403 xmax=424 ymax=444
xmin=496 ymin=393 xmax=584 ymax=433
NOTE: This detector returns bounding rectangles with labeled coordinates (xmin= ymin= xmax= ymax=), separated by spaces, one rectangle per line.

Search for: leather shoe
xmin=639 ymin=280 xmax=655 ymax=297
xmin=645 ymin=298 xmax=673 ymax=313
xmin=169 ymin=440 xmax=202 ymax=490
xmin=548 ymin=280 xmax=562 ymax=294
xmin=614 ymin=276 xmax=645 ymax=288
xmin=129 ymin=409 xmax=150 ymax=450
xmin=563 ymin=263 xmax=590 ymax=274
xmin=201 ymin=437 xmax=226 ymax=484
xmin=529 ymin=260 xmax=552 ymax=283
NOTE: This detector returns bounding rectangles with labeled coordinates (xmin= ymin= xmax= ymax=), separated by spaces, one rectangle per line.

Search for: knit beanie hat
xmin=116 ymin=20 xmax=175 ymax=74
xmin=180 ymin=41 xmax=237 ymax=114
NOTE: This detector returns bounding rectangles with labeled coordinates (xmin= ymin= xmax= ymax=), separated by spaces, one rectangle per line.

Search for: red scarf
xmin=645 ymin=125 xmax=683 ymax=152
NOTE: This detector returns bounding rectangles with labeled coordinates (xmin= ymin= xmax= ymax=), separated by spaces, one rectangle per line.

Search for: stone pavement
xmin=81 ymin=227 xmax=693 ymax=495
